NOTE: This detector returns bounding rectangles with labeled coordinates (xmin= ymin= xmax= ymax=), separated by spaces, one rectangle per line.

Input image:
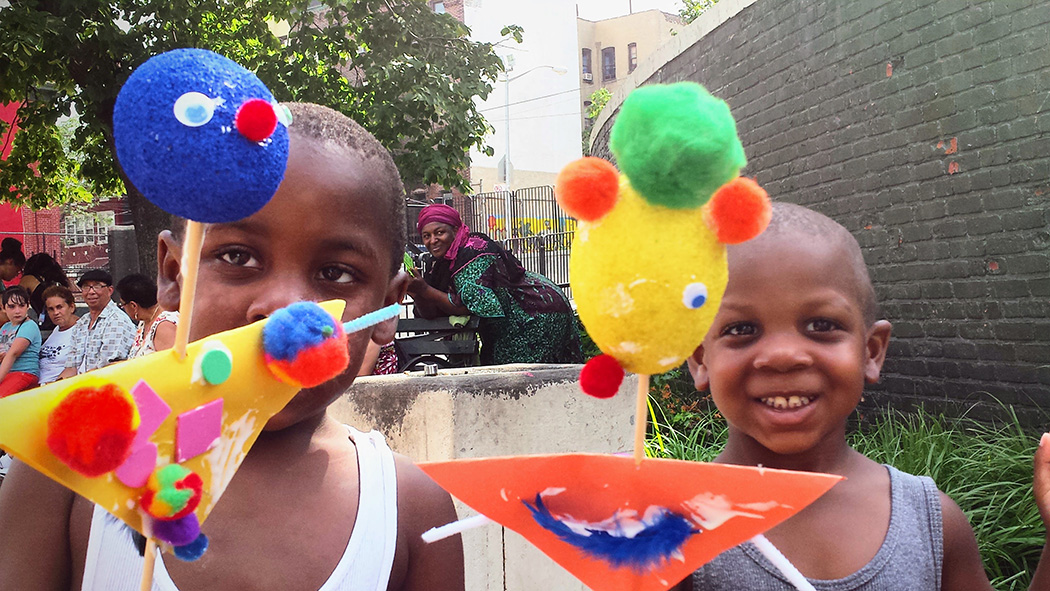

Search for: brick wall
xmin=592 ymin=0 xmax=1050 ymax=422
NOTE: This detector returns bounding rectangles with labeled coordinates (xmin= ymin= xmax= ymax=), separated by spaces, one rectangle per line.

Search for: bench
xmin=394 ymin=316 xmax=480 ymax=371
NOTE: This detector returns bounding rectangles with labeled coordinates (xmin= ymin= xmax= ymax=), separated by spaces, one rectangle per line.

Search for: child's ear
xmin=686 ymin=344 xmax=710 ymax=391
xmin=371 ymin=270 xmax=410 ymax=346
xmin=156 ymin=230 xmax=182 ymax=312
xmin=864 ymin=320 xmax=893 ymax=384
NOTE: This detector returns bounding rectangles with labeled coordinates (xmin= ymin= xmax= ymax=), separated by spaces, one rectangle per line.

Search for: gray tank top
xmin=693 ymin=465 xmax=943 ymax=590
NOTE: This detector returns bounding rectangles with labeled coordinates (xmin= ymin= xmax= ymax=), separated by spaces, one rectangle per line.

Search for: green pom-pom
xmin=609 ymin=82 xmax=746 ymax=209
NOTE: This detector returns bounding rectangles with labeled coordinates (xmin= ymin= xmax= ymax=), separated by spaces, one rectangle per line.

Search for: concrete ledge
xmin=330 ymin=364 xmax=639 ymax=591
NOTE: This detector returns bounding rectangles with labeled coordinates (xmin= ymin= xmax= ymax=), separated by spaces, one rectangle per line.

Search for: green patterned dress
xmin=425 ymin=233 xmax=582 ymax=365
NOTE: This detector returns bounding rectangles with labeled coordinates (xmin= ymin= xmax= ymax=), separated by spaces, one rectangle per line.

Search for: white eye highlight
xmin=274 ymin=102 xmax=293 ymax=127
xmin=173 ymin=92 xmax=216 ymax=127
xmin=682 ymin=282 xmax=708 ymax=309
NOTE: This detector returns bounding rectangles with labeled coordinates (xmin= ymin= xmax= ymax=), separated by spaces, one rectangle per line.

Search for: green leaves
xmin=0 ymin=0 xmax=503 ymax=206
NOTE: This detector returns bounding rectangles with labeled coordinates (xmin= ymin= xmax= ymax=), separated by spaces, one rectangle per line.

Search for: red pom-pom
xmin=704 ymin=177 xmax=771 ymax=244
xmin=579 ymin=354 xmax=625 ymax=399
xmin=47 ymin=384 xmax=139 ymax=477
xmin=555 ymin=157 xmax=620 ymax=222
xmin=266 ymin=332 xmax=350 ymax=388
xmin=235 ymin=98 xmax=279 ymax=143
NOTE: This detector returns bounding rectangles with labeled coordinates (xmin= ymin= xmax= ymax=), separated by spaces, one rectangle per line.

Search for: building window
xmin=602 ymin=47 xmax=616 ymax=81
xmin=628 ymin=43 xmax=638 ymax=73
xmin=430 ymin=1 xmax=445 ymax=13
xmin=581 ymin=48 xmax=592 ymax=82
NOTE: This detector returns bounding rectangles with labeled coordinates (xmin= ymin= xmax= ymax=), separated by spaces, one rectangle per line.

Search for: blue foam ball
xmin=263 ymin=302 xmax=339 ymax=361
xmin=173 ymin=533 xmax=209 ymax=562
xmin=113 ymin=48 xmax=289 ymax=223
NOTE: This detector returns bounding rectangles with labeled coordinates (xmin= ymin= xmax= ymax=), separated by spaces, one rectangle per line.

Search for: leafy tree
xmin=0 ymin=0 xmax=507 ymax=270
xmin=679 ymin=0 xmax=719 ymax=24
xmin=581 ymin=87 xmax=611 ymax=156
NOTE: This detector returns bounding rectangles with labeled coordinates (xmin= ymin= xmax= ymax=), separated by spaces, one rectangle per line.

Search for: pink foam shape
xmin=131 ymin=380 xmax=172 ymax=449
xmin=176 ymin=398 xmax=224 ymax=462
xmin=115 ymin=442 xmax=158 ymax=488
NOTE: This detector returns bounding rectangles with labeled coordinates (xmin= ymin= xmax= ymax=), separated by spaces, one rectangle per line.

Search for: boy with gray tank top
xmin=678 ymin=203 xmax=1050 ymax=590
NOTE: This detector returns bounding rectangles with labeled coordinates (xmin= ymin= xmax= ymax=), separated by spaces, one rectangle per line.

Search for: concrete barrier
xmin=330 ymin=363 xmax=639 ymax=591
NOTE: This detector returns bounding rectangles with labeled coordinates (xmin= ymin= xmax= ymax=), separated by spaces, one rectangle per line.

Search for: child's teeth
xmin=762 ymin=396 xmax=812 ymax=409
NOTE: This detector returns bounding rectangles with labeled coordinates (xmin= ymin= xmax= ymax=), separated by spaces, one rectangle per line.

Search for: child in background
xmin=0 ymin=286 xmax=41 ymax=397
xmin=685 ymin=202 xmax=1050 ymax=590
xmin=0 ymin=103 xmax=464 ymax=591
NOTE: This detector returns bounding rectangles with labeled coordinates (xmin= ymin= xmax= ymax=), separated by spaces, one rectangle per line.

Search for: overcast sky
xmin=574 ymin=0 xmax=685 ymax=21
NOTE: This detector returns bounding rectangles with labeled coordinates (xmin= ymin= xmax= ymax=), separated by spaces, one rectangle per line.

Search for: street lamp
xmin=501 ymin=64 xmax=569 ymax=190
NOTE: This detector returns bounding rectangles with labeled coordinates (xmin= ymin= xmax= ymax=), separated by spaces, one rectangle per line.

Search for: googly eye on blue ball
xmin=113 ymin=48 xmax=289 ymax=223
xmin=682 ymin=282 xmax=708 ymax=309
xmin=173 ymin=92 xmax=216 ymax=127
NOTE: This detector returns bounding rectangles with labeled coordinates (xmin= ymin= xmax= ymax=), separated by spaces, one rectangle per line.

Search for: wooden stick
xmin=172 ymin=221 xmax=205 ymax=359
xmin=139 ymin=538 xmax=157 ymax=591
xmin=633 ymin=373 xmax=649 ymax=465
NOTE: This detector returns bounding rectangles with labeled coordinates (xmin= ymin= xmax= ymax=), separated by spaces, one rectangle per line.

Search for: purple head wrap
xmin=417 ymin=203 xmax=471 ymax=261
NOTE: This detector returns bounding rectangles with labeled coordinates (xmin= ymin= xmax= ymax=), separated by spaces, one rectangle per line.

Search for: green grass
xmin=646 ymin=399 xmax=1047 ymax=590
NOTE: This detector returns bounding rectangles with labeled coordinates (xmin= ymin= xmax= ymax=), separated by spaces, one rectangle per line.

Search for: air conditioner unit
xmin=582 ymin=73 xmax=593 ymax=82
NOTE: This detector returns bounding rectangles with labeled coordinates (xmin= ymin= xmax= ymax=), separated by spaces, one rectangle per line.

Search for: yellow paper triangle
xmin=0 ymin=300 xmax=345 ymax=535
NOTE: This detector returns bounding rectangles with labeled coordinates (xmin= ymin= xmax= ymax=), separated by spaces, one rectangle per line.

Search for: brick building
xmin=591 ymin=0 xmax=1050 ymax=421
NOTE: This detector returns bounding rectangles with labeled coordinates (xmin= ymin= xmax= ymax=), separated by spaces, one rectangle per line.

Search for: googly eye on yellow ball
xmin=555 ymin=82 xmax=771 ymax=396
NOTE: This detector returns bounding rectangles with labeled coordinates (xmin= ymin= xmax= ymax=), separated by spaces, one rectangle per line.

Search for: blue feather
xmin=523 ymin=494 xmax=698 ymax=572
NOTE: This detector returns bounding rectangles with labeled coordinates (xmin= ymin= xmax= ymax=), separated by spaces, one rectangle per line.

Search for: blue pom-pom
xmin=113 ymin=48 xmax=289 ymax=223
xmin=523 ymin=494 xmax=696 ymax=572
xmin=263 ymin=302 xmax=339 ymax=361
xmin=173 ymin=533 xmax=209 ymax=562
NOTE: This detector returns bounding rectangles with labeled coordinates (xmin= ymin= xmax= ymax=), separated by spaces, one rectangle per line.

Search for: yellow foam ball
xmin=571 ymin=179 xmax=727 ymax=375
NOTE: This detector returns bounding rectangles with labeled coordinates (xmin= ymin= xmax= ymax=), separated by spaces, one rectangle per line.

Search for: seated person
xmin=37 ymin=285 xmax=80 ymax=385
xmin=406 ymin=204 xmax=582 ymax=365
xmin=0 ymin=287 xmax=41 ymax=397
xmin=116 ymin=273 xmax=178 ymax=358
xmin=19 ymin=253 xmax=72 ymax=331
xmin=56 ymin=269 xmax=136 ymax=379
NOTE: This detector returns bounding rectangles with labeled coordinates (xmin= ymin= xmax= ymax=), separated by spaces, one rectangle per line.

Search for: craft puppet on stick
xmin=0 ymin=48 xmax=401 ymax=587
xmin=418 ymin=83 xmax=838 ymax=591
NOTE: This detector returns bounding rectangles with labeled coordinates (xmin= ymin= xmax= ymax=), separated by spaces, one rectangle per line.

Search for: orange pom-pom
xmin=579 ymin=354 xmax=624 ymax=399
xmin=47 ymin=383 xmax=140 ymax=477
xmin=555 ymin=157 xmax=620 ymax=222
xmin=704 ymin=177 xmax=771 ymax=244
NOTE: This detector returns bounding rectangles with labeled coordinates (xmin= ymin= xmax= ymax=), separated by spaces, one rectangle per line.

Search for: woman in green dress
xmin=407 ymin=204 xmax=582 ymax=365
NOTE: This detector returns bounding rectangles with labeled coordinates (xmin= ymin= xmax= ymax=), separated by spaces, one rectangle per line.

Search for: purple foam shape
xmin=153 ymin=513 xmax=201 ymax=546
xmin=115 ymin=442 xmax=158 ymax=488
xmin=176 ymin=398 xmax=224 ymax=462
xmin=131 ymin=380 xmax=172 ymax=450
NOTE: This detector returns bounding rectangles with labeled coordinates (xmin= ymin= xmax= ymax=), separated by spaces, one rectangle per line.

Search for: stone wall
xmin=331 ymin=364 xmax=638 ymax=591
xmin=592 ymin=0 xmax=1050 ymax=421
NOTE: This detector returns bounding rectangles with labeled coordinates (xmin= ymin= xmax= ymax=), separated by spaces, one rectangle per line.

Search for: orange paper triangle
xmin=420 ymin=454 xmax=841 ymax=591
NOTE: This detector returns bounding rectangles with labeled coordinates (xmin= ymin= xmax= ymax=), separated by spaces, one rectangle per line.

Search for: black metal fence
xmin=406 ymin=185 xmax=576 ymax=296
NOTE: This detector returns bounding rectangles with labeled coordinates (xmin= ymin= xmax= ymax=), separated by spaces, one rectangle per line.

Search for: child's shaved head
xmin=739 ymin=202 xmax=878 ymax=325
xmin=284 ymin=103 xmax=406 ymax=274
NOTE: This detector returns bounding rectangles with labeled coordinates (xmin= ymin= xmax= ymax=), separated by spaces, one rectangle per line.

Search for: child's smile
xmin=693 ymin=229 xmax=890 ymax=463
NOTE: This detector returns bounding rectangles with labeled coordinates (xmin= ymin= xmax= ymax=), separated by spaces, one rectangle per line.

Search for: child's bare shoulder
xmin=389 ymin=452 xmax=463 ymax=591
xmin=938 ymin=490 xmax=993 ymax=590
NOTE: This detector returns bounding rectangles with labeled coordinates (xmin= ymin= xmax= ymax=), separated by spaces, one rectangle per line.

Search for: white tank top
xmin=81 ymin=427 xmax=399 ymax=591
